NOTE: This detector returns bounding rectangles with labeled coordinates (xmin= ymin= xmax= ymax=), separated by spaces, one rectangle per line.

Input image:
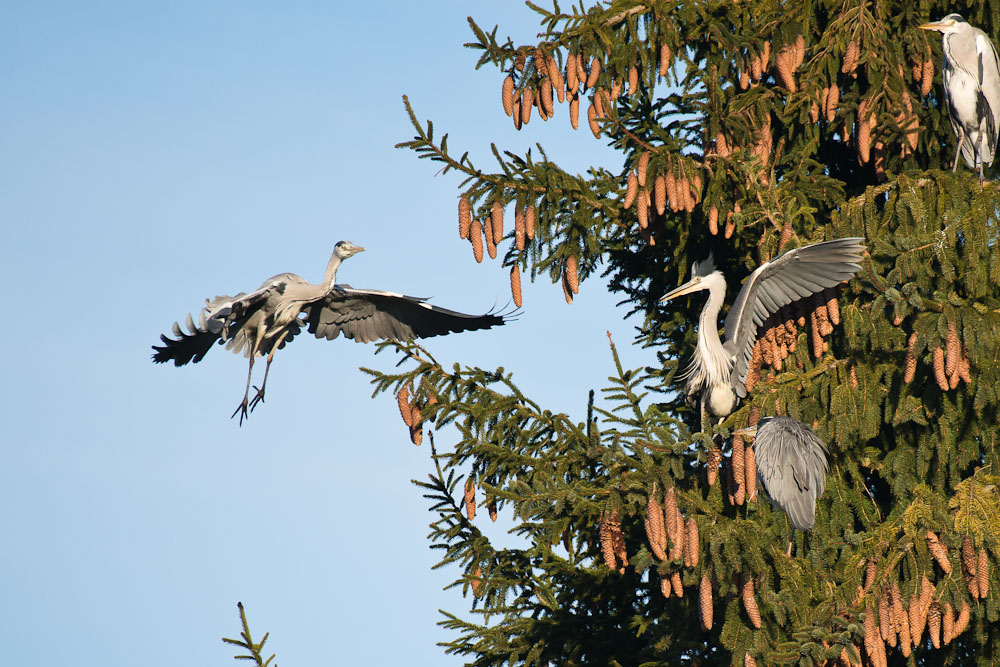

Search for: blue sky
xmin=1 ymin=3 xmax=654 ymax=664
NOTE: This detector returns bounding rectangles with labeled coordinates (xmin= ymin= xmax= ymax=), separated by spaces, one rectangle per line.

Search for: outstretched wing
xmin=754 ymin=416 xmax=829 ymax=531
xmin=151 ymin=294 xmax=234 ymax=366
xmin=724 ymin=238 xmax=865 ymax=397
xmin=306 ymin=286 xmax=508 ymax=343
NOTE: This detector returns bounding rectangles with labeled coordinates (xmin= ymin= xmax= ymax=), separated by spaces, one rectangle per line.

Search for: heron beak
xmin=733 ymin=426 xmax=758 ymax=438
xmin=353 ymin=246 xmax=366 ymax=254
xmin=659 ymin=279 xmax=701 ymax=303
xmin=918 ymin=21 xmax=944 ymax=31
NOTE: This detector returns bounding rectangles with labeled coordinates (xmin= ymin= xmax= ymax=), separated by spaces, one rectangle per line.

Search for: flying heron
xmin=659 ymin=238 xmax=866 ymax=420
xmin=735 ymin=416 xmax=829 ymax=554
xmin=919 ymin=14 xmax=1000 ymax=181
xmin=153 ymin=241 xmax=510 ymax=424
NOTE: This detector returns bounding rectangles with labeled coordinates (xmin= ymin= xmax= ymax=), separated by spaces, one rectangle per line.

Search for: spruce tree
xmin=363 ymin=2 xmax=1000 ymax=664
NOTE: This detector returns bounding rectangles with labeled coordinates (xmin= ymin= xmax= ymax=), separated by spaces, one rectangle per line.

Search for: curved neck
xmin=322 ymin=251 xmax=342 ymax=289
xmin=698 ymin=276 xmax=728 ymax=363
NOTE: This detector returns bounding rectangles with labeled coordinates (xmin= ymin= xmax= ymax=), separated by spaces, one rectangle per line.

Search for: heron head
xmin=918 ymin=14 xmax=966 ymax=34
xmin=334 ymin=240 xmax=366 ymax=259
xmin=659 ymin=254 xmax=722 ymax=303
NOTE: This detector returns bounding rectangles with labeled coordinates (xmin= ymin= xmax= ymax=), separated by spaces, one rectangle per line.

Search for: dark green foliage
xmin=378 ymin=1 xmax=1000 ymax=664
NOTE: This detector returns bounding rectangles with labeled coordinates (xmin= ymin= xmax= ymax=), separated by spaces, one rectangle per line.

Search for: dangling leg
xmin=953 ymin=127 xmax=965 ymax=173
xmin=250 ymin=330 xmax=290 ymax=412
xmin=231 ymin=355 xmax=256 ymax=425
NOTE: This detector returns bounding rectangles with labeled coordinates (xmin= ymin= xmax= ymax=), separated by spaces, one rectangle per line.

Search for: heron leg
xmin=250 ymin=331 xmax=289 ymax=412
xmin=953 ymin=128 xmax=965 ymax=173
xmin=231 ymin=355 xmax=256 ymax=426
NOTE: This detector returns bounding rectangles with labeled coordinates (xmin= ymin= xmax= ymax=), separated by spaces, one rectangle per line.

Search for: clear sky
xmin=1 ymin=3 xmax=654 ymax=664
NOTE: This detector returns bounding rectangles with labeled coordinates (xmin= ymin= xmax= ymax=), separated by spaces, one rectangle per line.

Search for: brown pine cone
xmin=660 ymin=572 xmax=672 ymax=598
xmin=716 ymin=132 xmax=729 ymax=157
xmin=745 ymin=339 xmax=762 ymax=392
xmin=515 ymin=206 xmax=525 ymax=251
xmin=512 ymin=92 xmax=522 ymax=130
xmin=708 ymin=205 xmax=719 ymax=235
xmin=750 ymin=53 xmax=762 ymax=81
xmin=908 ymin=592 xmax=922 ymax=647
xmin=857 ymin=116 xmax=872 ymax=164
xmin=762 ymin=41 xmax=771 ymax=69
xmin=659 ymin=44 xmax=671 ymax=77
xmin=624 ymin=170 xmax=638 ymax=209
xmin=488 ymin=498 xmax=498 ymax=522
xmin=849 ymin=364 xmax=859 ymax=390
xmin=671 ymin=570 xmax=683 ymax=597
xmin=670 ymin=502 xmax=685 ymax=562
xmin=540 ymin=80 xmax=554 ymax=118
xmin=548 ymin=55 xmax=564 ymax=102
xmin=864 ymin=603 xmax=878 ymax=662
xmin=707 ymin=446 xmax=722 ymax=486
xmin=575 ymin=55 xmax=587 ymax=90
xmin=510 ymin=266 xmax=522 ymax=308
xmin=490 ymin=201 xmax=504 ymax=244
xmin=776 ymin=48 xmax=796 ymax=91
xmin=979 ymin=548 xmax=990 ymax=598
xmin=933 ymin=347 xmax=949 ymax=391
xmin=946 ymin=322 xmax=960 ymax=377
xmin=637 ymin=151 xmax=650 ymax=186
xmin=810 ymin=100 xmax=820 ymax=124
xmin=566 ymin=53 xmax=578 ymax=93
xmin=794 ymin=35 xmax=805 ymax=68
xmin=958 ymin=343 xmax=972 ymax=384
xmin=686 ymin=518 xmax=700 ymax=567
xmin=810 ymin=308 xmax=824 ymax=359
xmin=664 ymin=487 xmax=678 ymax=545
xmin=521 ymin=87 xmax=533 ymax=125
xmin=744 ymin=654 xmax=756 ymax=667
xmin=864 ymin=559 xmax=877 ymax=591
xmin=470 ymin=219 xmax=484 ymax=263
xmin=699 ymin=573 xmax=713 ymax=630
xmin=842 ymin=40 xmax=859 ymax=75
xmin=942 ymin=602 xmax=954 ymax=644
xmin=665 ymin=171 xmax=678 ymax=212
xmin=742 ymin=575 xmax=761 ymax=628
xmin=732 ymin=433 xmax=746 ymax=506
xmin=954 ymin=601 xmax=970 ymax=637
xmin=396 ymin=384 xmax=413 ymax=428
xmin=627 ymin=65 xmax=638 ymax=97
xmin=637 ymin=190 xmax=648 ymax=230
xmin=525 ymin=204 xmax=536 ymax=239
xmin=928 ymin=601 xmax=942 ymax=648
xmin=599 ymin=512 xmax=618 ymax=571
xmin=464 ymin=477 xmax=476 ymax=520
xmin=826 ymin=83 xmax=840 ymax=122
xmin=485 ymin=219 xmax=498 ymax=260
xmin=826 ymin=291 xmax=841 ymax=325
xmin=586 ymin=57 xmax=601 ymax=89
xmin=921 ymin=57 xmax=934 ymax=98
xmin=561 ymin=269 xmax=573 ymax=304
xmin=744 ymin=444 xmax=757 ymax=502
xmin=471 ymin=565 xmax=483 ymax=596
xmin=565 ymin=255 xmax=579 ymax=294
xmin=459 ymin=197 xmax=472 ymax=240
xmin=587 ymin=100 xmax=600 ymax=138
xmin=927 ymin=530 xmax=952 ymax=573
xmin=904 ymin=333 xmax=918 ymax=383
xmin=610 ymin=77 xmax=621 ymax=101
xmin=502 ymin=75 xmax=514 ymax=117
xmin=962 ymin=535 xmax=978 ymax=598
xmin=654 ymin=174 xmax=667 ymax=215
xmin=878 ymin=587 xmax=891 ymax=641
xmin=569 ymin=92 xmax=579 ymax=130
xmin=739 ymin=67 xmax=750 ymax=90
xmin=891 ymin=582 xmax=910 ymax=650
xmin=644 ymin=494 xmax=668 ymax=561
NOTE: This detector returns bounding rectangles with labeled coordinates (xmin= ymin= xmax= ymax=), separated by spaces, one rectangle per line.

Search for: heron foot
xmin=249 ymin=385 xmax=267 ymax=412
xmin=231 ymin=398 xmax=250 ymax=426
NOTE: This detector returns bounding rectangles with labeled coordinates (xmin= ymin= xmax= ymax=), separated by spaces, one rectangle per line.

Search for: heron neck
xmin=323 ymin=253 xmax=342 ymax=289
xmin=699 ymin=279 xmax=728 ymax=361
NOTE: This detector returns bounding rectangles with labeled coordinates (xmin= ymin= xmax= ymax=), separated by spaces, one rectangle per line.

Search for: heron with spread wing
xmin=153 ymin=241 xmax=510 ymax=424
xmin=659 ymin=238 xmax=866 ymax=420
xmin=919 ymin=14 xmax=1000 ymax=181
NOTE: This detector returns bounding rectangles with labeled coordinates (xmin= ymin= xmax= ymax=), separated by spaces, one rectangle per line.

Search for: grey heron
xmin=153 ymin=241 xmax=510 ymax=424
xmin=919 ymin=14 xmax=1000 ymax=181
xmin=659 ymin=238 xmax=865 ymax=420
xmin=735 ymin=416 xmax=829 ymax=534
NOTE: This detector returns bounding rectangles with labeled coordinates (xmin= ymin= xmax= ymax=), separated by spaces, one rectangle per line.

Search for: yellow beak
xmin=659 ymin=280 xmax=701 ymax=303
xmin=918 ymin=21 xmax=944 ymax=31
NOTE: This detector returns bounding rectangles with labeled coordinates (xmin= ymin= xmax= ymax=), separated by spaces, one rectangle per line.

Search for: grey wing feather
xmin=976 ymin=31 xmax=1000 ymax=165
xmin=725 ymin=238 xmax=865 ymax=397
xmin=753 ymin=417 xmax=829 ymax=530
xmin=306 ymin=287 xmax=508 ymax=343
xmin=152 ymin=294 xmax=236 ymax=365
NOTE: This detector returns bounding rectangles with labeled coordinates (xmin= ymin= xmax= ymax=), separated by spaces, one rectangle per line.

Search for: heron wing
xmin=724 ymin=238 xmax=865 ymax=398
xmin=754 ymin=417 xmax=829 ymax=531
xmin=305 ymin=287 xmax=507 ymax=343
xmin=152 ymin=294 xmax=235 ymax=366
xmin=975 ymin=31 xmax=1000 ymax=165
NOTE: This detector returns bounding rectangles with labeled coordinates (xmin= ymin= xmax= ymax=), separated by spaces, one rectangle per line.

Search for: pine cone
xmin=857 ymin=116 xmax=872 ymax=164
xmin=745 ymin=339 xmax=762 ymax=392
xmin=962 ymin=535 xmax=978 ymax=598
xmin=904 ymin=333 xmax=918 ymax=383
xmin=540 ymin=79 xmax=554 ymax=118
xmin=908 ymin=592 xmax=922 ymax=647
xmin=586 ymin=57 xmax=601 ymax=89
xmin=794 ymin=34 xmax=805 ymax=68
xmin=810 ymin=308 xmax=824 ymax=359
xmin=637 ymin=151 xmax=650 ymax=186
xmin=666 ymin=171 xmax=678 ymax=212
xmin=707 ymin=446 xmax=722 ymax=486
xmin=716 ymin=132 xmax=729 ymax=157
xmin=878 ymin=588 xmax=891 ymax=641
xmin=891 ymin=582 xmax=910 ymax=650
xmin=624 ymin=170 xmax=638 ymax=209
xmin=458 ymin=197 xmax=472 ymax=240
xmin=708 ymin=205 xmax=719 ymax=235
xmin=699 ymin=573 xmax=713 ymax=630
xmin=464 ymin=477 xmax=476 ymax=520
xmin=958 ymin=343 xmax=972 ymax=384
xmin=659 ymin=44 xmax=671 ymax=77
xmin=864 ymin=559 xmax=877 ymax=591
xmin=778 ymin=221 xmax=793 ymax=251
xmin=471 ymin=565 xmax=483 ymax=596
xmin=566 ymin=53 xmax=578 ymax=93
xmin=396 ymin=384 xmax=413 ymax=427
xmin=501 ymin=74 xmax=514 ymax=117
xmin=776 ymin=47 xmax=796 ymax=91
xmin=664 ymin=487 xmax=678 ymax=546
xmin=490 ymin=201 xmax=503 ymax=245
xmin=954 ymin=601 xmax=970 ymax=637
xmin=979 ymin=548 xmax=990 ymax=598
xmin=687 ymin=518 xmax=700 ymax=567
xmin=644 ymin=494 xmax=668 ymax=561
xmin=942 ymin=602 xmax=954 ymax=644
xmin=468 ymin=219 xmax=485 ymax=266
xmin=599 ymin=512 xmax=618 ymax=572
xmin=660 ymin=573 xmax=672 ymax=598
xmin=732 ymin=433 xmax=746 ymax=505
xmin=510 ymin=266 xmax=523 ymax=308
xmin=744 ymin=654 xmax=756 ymax=667
xmin=548 ymin=55 xmax=564 ymax=102
xmin=826 ymin=291 xmax=841 ymax=325
xmin=637 ymin=190 xmax=648 ymax=230
xmin=849 ymin=364 xmax=859 ymax=390
xmin=587 ymin=100 xmax=600 ymax=138
xmin=488 ymin=498 xmax=498 ymax=522
xmin=946 ymin=322 xmax=960 ymax=377
xmin=739 ymin=68 xmax=750 ymax=90
xmin=921 ymin=57 xmax=934 ymax=98
xmin=561 ymin=268 xmax=573 ymax=304
xmin=609 ymin=77 xmax=621 ymax=101
xmin=575 ymin=55 xmax=587 ymax=90
xmin=670 ymin=502 xmax=685 ymax=562
xmin=569 ymin=92 xmax=579 ymax=130
xmin=525 ymin=204 xmax=536 ymax=239
xmin=810 ymin=100 xmax=820 ymax=124
xmin=484 ymin=219 xmax=497 ymax=260
xmin=512 ymin=92 xmax=522 ymax=130
xmin=826 ymin=83 xmax=839 ymax=122
xmin=927 ymin=530 xmax=952 ymax=573
xmin=742 ymin=575 xmax=761 ymax=628
xmin=515 ymin=206 xmax=525 ymax=251
xmin=745 ymin=444 xmax=757 ymax=502
xmin=928 ymin=601 xmax=941 ymax=648
xmin=624 ymin=65 xmax=638 ymax=97
xmin=863 ymin=603 xmax=878 ymax=663
xmin=654 ymin=174 xmax=667 ymax=215
xmin=842 ymin=40 xmax=860 ymax=75
xmin=410 ymin=422 xmax=422 ymax=446
xmin=671 ymin=570 xmax=683 ymax=597
xmin=933 ymin=347 xmax=949 ymax=391
xmin=750 ymin=52 xmax=762 ymax=81
xmin=565 ymin=255 xmax=579 ymax=295
xmin=521 ymin=87 xmax=533 ymax=125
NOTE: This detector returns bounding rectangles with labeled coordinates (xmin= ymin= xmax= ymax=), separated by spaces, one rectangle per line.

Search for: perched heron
xmin=659 ymin=238 xmax=865 ymax=420
xmin=153 ymin=241 xmax=510 ymax=424
xmin=735 ymin=416 xmax=829 ymax=546
xmin=919 ymin=14 xmax=1000 ymax=180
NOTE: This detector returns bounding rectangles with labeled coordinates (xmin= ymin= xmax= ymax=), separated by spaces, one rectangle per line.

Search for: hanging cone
xmin=979 ymin=548 xmax=990 ymax=598
xmin=586 ymin=57 xmax=601 ymax=88
xmin=926 ymin=530 xmax=952 ymax=573
xmin=933 ymin=347 xmax=949 ymax=391
xmin=742 ymin=575 xmax=761 ymax=628
xmin=501 ymin=74 xmax=514 ymax=116
xmin=707 ymin=446 xmax=722 ymax=486
xmin=904 ymin=333 xmax=918 ymax=383
xmin=464 ymin=477 xmax=476 ymax=521
xmin=659 ymin=44 xmax=671 ymax=77
xmin=510 ymin=266 xmax=522 ymax=308
xmin=569 ymin=92 xmax=579 ymax=130
xmin=699 ymin=573 xmax=713 ymax=630
xmin=624 ymin=170 xmax=638 ymax=209
xmin=459 ymin=197 xmax=471 ymax=239
xmin=470 ymin=219 xmax=484 ymax=263
xmin=928 ymin=601 xmax=941 ymax=648
xmin=686 ymin=518 xmax=700 ymax=567
xmin=744 ymin=444 xmax=757 ymax=502
xmin=644 ymin=494 xmax=668 ymax=561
